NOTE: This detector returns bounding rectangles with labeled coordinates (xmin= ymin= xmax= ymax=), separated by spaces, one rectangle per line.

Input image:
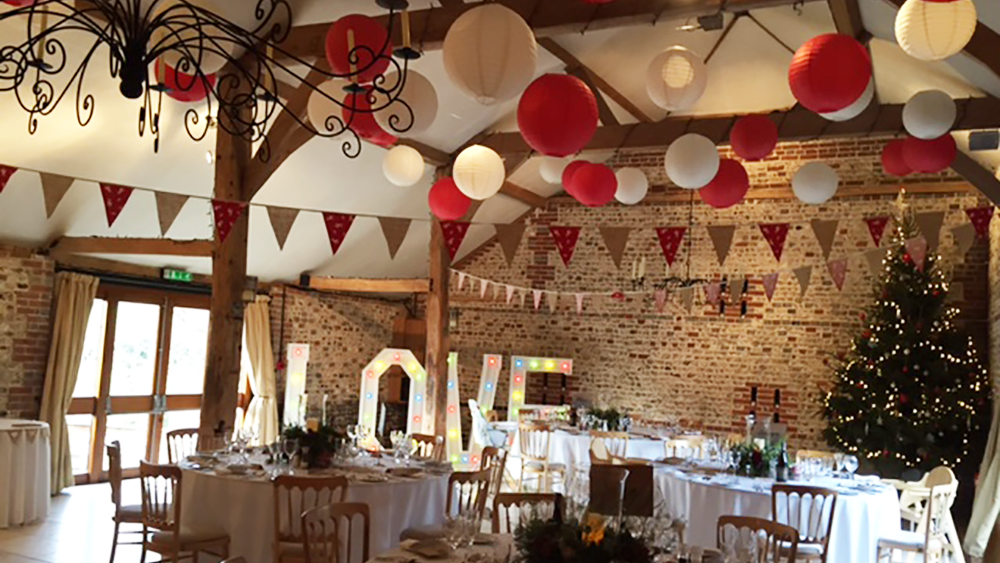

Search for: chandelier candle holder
xmin=0 ymin=0 xmax=423 ymax=159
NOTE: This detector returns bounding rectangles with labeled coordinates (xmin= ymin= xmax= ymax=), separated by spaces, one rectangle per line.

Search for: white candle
xmin=639 ymin=257 xmax=646 ymax=278
xmin=632 ymin=259 xmax=637 ymax=279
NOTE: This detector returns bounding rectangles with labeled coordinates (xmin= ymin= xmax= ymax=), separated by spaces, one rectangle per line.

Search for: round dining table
xmin=0 ymin=419 xmax=50 ymax=528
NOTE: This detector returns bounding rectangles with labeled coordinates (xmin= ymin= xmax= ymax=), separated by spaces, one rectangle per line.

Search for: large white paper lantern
xmin=819 ymin=80 xmax=874 ymax=122
xmin=664 ymin=134 xmax=719 ymax=189
xmin=382 ymin=146 xmax=426 ymax=187
xmin=614 ymin=168 xmax=649 ymax=205
xmin=646 ymin=47 xmax=708 ymax=112
xmin=539 ymin=157 xmax=571 ymax=184
xmin=903 ymin=90 xmax=956 ymax=140
xmin=792 ymin=162 xmax=839 ymax=204
xmin=443 ymin=4 xmax=537 ymax=105
xmin=306 ymin=79 xmax=348 ymax=134
xmin=374 ymin=71 xmax=438 ymax=136
xmin=453 ymin=145 xmax=505 ymax=200
xmin=895 ymin=0 xmax=977 ymax=61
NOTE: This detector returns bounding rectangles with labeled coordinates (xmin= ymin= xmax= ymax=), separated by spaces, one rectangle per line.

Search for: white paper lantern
xmin=539 ymin=157 xmax=571 ymax=184
xmin=792 ymin=162 xmax=839 ymax=204
xmin=382 ymin=146 xmax=426 ymax=187
xmin=152 ymin=0 xmax=249 ymax=74
xmin=903 ymin=90 xmax=956 ymax=140
xmin=453 ymin=145 xmax=505 ymax=200
xmin=819 ymin=80 xmax=874 ymax=122
xmin=307 ymin=79 xmax=349 ymax=134
xmin=646 ymin=47 xmax=708 ymax=112
xmin=374 ymin=71 xmax=438 ymax=136
xmin=614 ymin=168 xmax=649 ymax=205
xmin=664 ymin=134 xmax=719 ymax=189
xmin=895 ymin=0 xmax=977 ymax=61
xmin=443 ymin=4 xmax=537 ymax=105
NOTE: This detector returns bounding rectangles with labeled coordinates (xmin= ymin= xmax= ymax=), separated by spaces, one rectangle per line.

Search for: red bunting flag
xmin=827 ymin=258 xmax=848 ymax=291
xmin=905 ymin=237 xmax=928 ymax=271
xmin=575 ymin=293 xmax=585 ymax=315
xmin=480 ymin=279 xmax=489 ymax=299
xmin=532 ymin=289 xmax=543 ymax=310
xmin=654 ymin=289 xmax=667 ymax=313
xmin=705 ymin=282 xmax=722 ymax=304
xmin=100 ymin=183 xmax=134 ymax=227
xmin=965 ymin=206 xmax=994 ymax=239
xmin=762 ymin=272 xmax=780 ymax=301
xmin=322 ymin=212 xmax=356 ymax=255
xmin=440 ymin=221 xmax=471 ymax=261
xmin=759 ymin=223 xmax=790 ymax=262
xmin=212 ymin=199 xmax=247 ymax=243
xmin=550 ymin=226 xmax=581 ymax=266
xmin=0 ymin=165 xmax=16 ymax=194
xmin=655 ymin=227 xmax=687 ymax=267
xmin=864 ymin=217 xmax=890 ymax=247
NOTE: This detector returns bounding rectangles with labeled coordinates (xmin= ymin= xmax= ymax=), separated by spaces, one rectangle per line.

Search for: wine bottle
xmin=776 ymin=442 xmax=789 ymax=483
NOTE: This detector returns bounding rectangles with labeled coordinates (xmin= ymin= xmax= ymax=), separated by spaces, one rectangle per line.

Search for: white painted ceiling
xmin=0 ymin=0 xmax=996 ymax=282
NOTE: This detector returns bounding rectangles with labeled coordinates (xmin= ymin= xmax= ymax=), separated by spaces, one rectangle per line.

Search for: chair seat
xmin=276 ymin=541 xmax=306 ymax=562
xmin=150 ymin=527 xmax=229 ymax=549
xmin=878 ymin=530 xmax=944 ymax=552
xmin=115 ymin=504 xmax=143 ymax=523
xmin=523 ymin=461 xmax=565 ymax=473
xmin=778 ymin=540 xmax=824 ymax=557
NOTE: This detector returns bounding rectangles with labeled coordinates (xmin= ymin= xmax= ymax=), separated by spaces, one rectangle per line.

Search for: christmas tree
xmin=822 ymin=213 xmax=992 ymax=477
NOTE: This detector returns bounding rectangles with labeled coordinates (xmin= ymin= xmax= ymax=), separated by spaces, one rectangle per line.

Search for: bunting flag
xmin=762 ymin=272 xmax=779 ymax=302
xmin=679 ymin=287 xmax=694 ymax=313
xmin=480 ymin=278 xmax=489 ymax=299
xmin=322 ymin=212 xmax=356 ymax=255
xmin=759 ymin=223 xmax=790 ymax=262
xmin=914 ymin=211 xmax=945 ymax=249
xmin=212 ymin=200 xmax=247 ymax=243
xmin=599 ymin=227 xmax=631 ymax=268
xmin=547 ymin=292 xmax=557 ymax=313
xmin=493 ymin=282 xmax=503 ymax=301
xmin=0 ymin=165 xmax=16 ymax=194
xmin=810 ymin=219 xmax=838 ymax=260
xmin=952 ymin=223 xmax=976 ymax=257
xmin=40 ymin=174 xmax=74 ymax=218
xmin=458 ymin=271 xmax=467 ymax=291
xmin=267 ymin=207 xmax=300 ymax=251
xmin=378 ymin=217 xmax=411 ymax=259
xmin=827 ymin=258 xmax=848 ymax=291
xmin=550 ymin=226 xmax=581 ymax=266
xmin=864 ymin=216 xmax=890 ymax=247
xmin=905 ymin=237 xmax=928 ymax=271
xmin=793 ymin=266 xmax=812 ymax=297
xmin=655 ymin=227 xmax=687 ymax=267
xmin=494 ymin=223 xmax=526 ymax=266
xmin=729 ymin=275 xmax=745 ymax=304
xmin=99 ymin=184 xmax=134 ymax=227
xmin=965 ymin=206 xmax=994 ymax=239
xmin=707 ymin=226 xmax=735 ymax=266
xmin=704 ymin=282 xmax=722 ymax=304
xmin=155 ymin=192 xmax=189 ymax=237
xmin=864 ymin=248 xmax=889 ymax=275
xmin=575 ymin=293 xmax=585 ymax=315
xmin=519 ymin=290 xmax=527 ymax=308
xmin=532 ymin=289 xmax=542 ymax=310
xmin=506 ymin=285 xmax=515 ymax=304
xmin=440 ymin=221 xmax=470 ymax=261
xmin=654 ymin=289 xmax=667 ymax=313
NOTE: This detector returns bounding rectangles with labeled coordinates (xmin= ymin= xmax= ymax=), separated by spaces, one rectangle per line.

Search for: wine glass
xmin=282 ymin=438 xmax=299 ymax=468
xmin=833 ymin=453 xmax=846 ymax=476
xmin=843 ymin=455 xmax=859 ymax=479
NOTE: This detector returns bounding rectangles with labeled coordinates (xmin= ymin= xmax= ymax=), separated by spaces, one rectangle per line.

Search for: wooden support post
xmin=426 ymin=219 xmax=450 ymax=441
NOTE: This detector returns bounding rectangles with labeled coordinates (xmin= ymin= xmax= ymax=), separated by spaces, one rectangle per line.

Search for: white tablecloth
xmin=0 ymin=420 xmax=50 ymax=528
xmin=657 ymin=469 xmax=900 ymax=563
xmin=546 ymin=430 xmax=667 ymax=467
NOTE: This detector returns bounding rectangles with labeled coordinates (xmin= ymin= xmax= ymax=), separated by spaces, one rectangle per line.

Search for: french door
xmin=66 ymin=284 xmax=211 ymax=484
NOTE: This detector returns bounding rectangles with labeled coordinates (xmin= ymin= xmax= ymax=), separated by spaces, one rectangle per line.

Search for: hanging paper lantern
xmin=342 ymin=89 xmax=389 ymax=141
xmin=571 ymin=164 xmax=617 ymax=207
xmin=325 ymin=14 xmax=392 ymax=84
xmin=518 ymin=74 xmax=599 ymax=157
xmin=443 ymin=4 xmax=537 ymax=105
xmin=614 ymin=168 xmax=649 ymax=205
xmin=156 ymin=60 xmax=216 ymax=103
xmin=307 ymin=79 xmax=350 ymax=134
xmin=902 ymin=134 xmax=956 ymax=174
xmin=792 ymin=162 xmax=839 ymax=204
xmin=453 ymin=145 xmax=505 ymax=200
xmin=665 ymin=133 xmax=720 ymax=189
xmin=151 ymin=0 xmax=237 ymax=75
xmin=3 ymin=0 xmax=36 ymax=6
xmin=699 ymin=159 xmax=749 ymax=209
xmin=374 ymin=70 xmax=438 ymax=136
xmin=895 ymin=0 xmax=976 ymax=61
xmin=730 ymin=115 xmax=778 ymax=161
xmin=903 ymin=90 xmax=956 ymax=140
xmin=819 ymin=80 xmax=873 ymax=122
xmin=562 ymin=160 xmax=589 ymax=196
xmin=383 ymin=146 xmax=425 ymax=187
xmin=368 ymin=129 xmax=398 ymax=148
xmin=646 ymin=47 xmax=708 ymax=112
xmin=788 ymin=34 xmax=872 ymax=115
xmin=428 ymin=178 xmax=472 ymax=220
xmin=882 ymin=140 xmax=912 ymax=177
xmin=540 ymin=157 xmax=571 ymax=184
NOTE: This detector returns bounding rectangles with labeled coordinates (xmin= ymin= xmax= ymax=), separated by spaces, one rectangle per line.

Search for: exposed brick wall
xmin=0 ymin=244 xmax=54 ymax=420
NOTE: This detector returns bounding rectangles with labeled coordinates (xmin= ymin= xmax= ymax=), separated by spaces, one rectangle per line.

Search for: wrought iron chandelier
xmin=0 ymin=0 xmax=420 ymax=159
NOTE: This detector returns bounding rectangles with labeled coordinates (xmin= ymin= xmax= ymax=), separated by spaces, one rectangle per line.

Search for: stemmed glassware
xmin=842 ymin=455 xmax=859 ymax=479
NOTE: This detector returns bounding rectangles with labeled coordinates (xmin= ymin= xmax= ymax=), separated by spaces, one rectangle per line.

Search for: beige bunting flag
xmin=494 ymin=223 xmax=526 ymax=266
xmin=548 ymin=292 xmax=558 ymax=313
xmin=707 ymin=225 xmax=736 ymax=266
xmin=378 ymin=217 xmax=411 ymax=259
xmin=915 ymin=211 xmax=945 ymax=249
xmin=952 ymin=223 xmax=976 ymax=258
xmin=155 ymin=192 xmax=189 ymax=236
xmin=793 ymin=265 xmax=812 ymax=298
xmin=679 ymin=287 xmax=694 ymax=313
xmin=40 ymin=173 xmax=74 ymax=218
xmin=810 ymin=219 xmax=839 ymax=260
xmin=728 ymin=275 xmax=745 ymax=304
xmin=864 ymin=248 xmax=890 ymax=275
xmin=599 ymin=227 xmax=631 ymax=269
xmin=267 ymin=207 xmax=300 ymax=251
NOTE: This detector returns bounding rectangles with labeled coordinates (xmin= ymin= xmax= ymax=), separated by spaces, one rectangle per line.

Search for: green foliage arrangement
xmin=514 ymin=517 xmax=651 ymax=563
xmin=729 ymin=440 xmax=782 ymax=478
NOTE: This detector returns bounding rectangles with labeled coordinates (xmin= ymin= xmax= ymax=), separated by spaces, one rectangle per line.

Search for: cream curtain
xmin=243 ymin=296 xmax=279 ymax=444
xmin=967 ymin=396 xmax=1000 ymax=556
xmin=39 ymin=272 xmax=99 ymax=494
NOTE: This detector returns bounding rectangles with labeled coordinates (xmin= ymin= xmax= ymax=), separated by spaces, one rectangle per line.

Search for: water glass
xmin=843 ymin=455 xmax=859 ymax=478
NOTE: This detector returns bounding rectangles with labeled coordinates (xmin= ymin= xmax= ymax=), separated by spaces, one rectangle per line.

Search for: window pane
xmin=65 ymin=414 xmax=94 ymax=475
xmin=165 ymin=307 xmax=209 ymax=396
xmin=73 ymin=300 xmax=108 ymax=398
xmin=157 ymin=410 xmax=202 ymax=463
xmin=109 ymin=302 xmax=161 ymax=397
xmin=103 ymin=414 xmax=150 ymax=470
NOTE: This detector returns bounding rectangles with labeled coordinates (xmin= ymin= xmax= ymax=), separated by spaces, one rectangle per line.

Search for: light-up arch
xmin=357 ymin=348 xmax=432 ymax=436
xmin=507 ymin=356 xmax=573 ymax=421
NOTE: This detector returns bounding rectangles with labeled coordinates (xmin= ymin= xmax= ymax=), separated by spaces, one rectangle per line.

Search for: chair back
xmin=411 ymin=433 xmax=444 ymax=461
xmin=921 ymin=482 xmax=958 ymax=553
xmin=139 ymin=461 xmax=182 ymax=533
xmin=665 ymin=438 xmax=702 ymax=460
xmin=165 ymin=428 xmax=200 ymax=464
xmin=588 ymin=463 xmax=653 ymax=517
xmin=480 ymin=446 xmax=508 ymax=499
xmin=447 ymin=470 xmax=491 ymax=521
xmin=795 ymin=450 xmax=836 ymax=464
xmin=925 ymin=466 xmax=956 ymax=488
xmin=107 ymin=440 xmax=124 ymax=509
xmin=518 ymin=423 xmax=552 ymax=463
xmin=492 ymin=493 xmax=562 ymax=534
xmin=589 ymin=431 xmax=629 ymax=463
xmin=771 ymin=484 xmax=837 ymax=552
xmin=273 ymin=475 xmax=349 ymax=547
xmin=302 ymin=502 xmax=370 ymax=563
xmin=717 ymin=515 xmax=799 ymax=563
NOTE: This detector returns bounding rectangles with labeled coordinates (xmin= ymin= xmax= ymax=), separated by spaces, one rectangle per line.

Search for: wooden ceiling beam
xmin=828 ymin=0 xmax=867 ymax=42
xmin=949 ymin=152 xmax=1000 ymax=207
xmin=499 ymin=182 xmax=548 ymax=207
xmin=50 ymin=237 xmax=213 ymax=257
xmin=301 ymin=275 xmax=431 ymax=293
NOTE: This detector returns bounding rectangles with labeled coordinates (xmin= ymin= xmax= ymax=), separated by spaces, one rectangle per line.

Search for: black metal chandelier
xmin=0 ymin=0 xmax=420 ymax=159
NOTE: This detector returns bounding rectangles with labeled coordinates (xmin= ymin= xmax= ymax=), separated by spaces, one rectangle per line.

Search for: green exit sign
xmin=162 ymin=268 xmax=193 ymax=283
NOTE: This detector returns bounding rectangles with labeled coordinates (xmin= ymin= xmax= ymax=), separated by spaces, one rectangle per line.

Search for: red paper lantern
xmin=3 ymin=0 xmax=36 ymax=6
xmin=517 ymin=74 xmax=599 ymax=157
xmin=730 ymin=115 xmax=778 ymax=161
xmin=699 ymin=159 xmax=749 ymax=209
xmin=325 ymin=14 xmax=393 ymax=84
xmin=902 ymin=134 xmax=956 ymax=174
xmin=562 ymin=160 xmax=589 ymax=196
xmin=428 ymin=178 xmax=472 ymax=220
xmin=881 ymin=140 xmax=912 ymax=177
xmin=342 ymin=90 xmax=389 ymax=141
xmin=157 ymin=60 xmax=216 ymax=103
xmin=368 ymin=128 xmax=398 ymax=148
xmin=789 ymin=34 xmax=871 ymax=114
xmin=571 ymin=163 xmax=617 ymax=207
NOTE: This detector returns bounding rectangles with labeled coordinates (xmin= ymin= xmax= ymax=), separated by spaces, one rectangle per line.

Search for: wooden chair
xmin=518 ymin=422 xmax=565 ymax=492
xmin=302 ymin=502 xmax=370 ymax=563
xmin=139 ymin=461 xmax=229 ymax=563
xmin=795 ymin=450 xmax=836 ymax=464
xmin=222 ymin=558 xmax=247 ymax=563
xmin=897 ymin=466 xmax=956 ymax=529
xmin=447 ymin=470 xmax=491 ymax=522
xmin=717 ymin=515 xmax=800 ymax=563
xmin=589 ymin=431 xmax=629 ymax=463
xmin=165 ymin=428 xmax=200 ymax=464
xmin=107 ymin=441 xmax=143 ymax=563
xmin=480 ymin=446 xmax=509 ymax=499
xmin=771 ymin=484 xmax=838 ymax=562
xmin=665 ymin=437 xmax=703 ymax=460
xmin=411 ymin=433 xmax=444 ymax=461
xmin=588 ymin=463 xmax=654 ymax=518
xmin=492 ymin=493 xmax=563 ymax=534
xmin=272 ymin=475 xmax=349 ymax=563
xmin=878 ymin=482 xmax=958 ymax=563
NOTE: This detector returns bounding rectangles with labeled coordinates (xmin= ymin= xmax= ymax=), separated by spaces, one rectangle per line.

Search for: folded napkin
xmin=401 ymin=538 xmax=452 ymax=559
xmin=400 ymin=526 xmax=445 ymax=542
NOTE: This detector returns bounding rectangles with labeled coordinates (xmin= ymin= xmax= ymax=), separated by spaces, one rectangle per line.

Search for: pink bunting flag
xmin=705 ymin=282 xmax=722 ymax=304
xmin=654 ymin=289 xmax=667 ymax=313
xmin=575 ymin=293 xmax=585 ymax=315
xmin=100 ymin=183 xmax=134 ymax=227
xmin=441 ymin=221 xmax=471 ymax=261
xmin=322 ymin=212 xmax=356 ymax=255
xmin=965 ymin=206 xmax=994 ymax=239
xmin=550 ymin=226 xmax=581 ymax=266
xmin=759 ymin=223 xmax=790 ymax=262
xmin=212 ymin=199 xmax=247 ymax=243
xmin=479 ymin=279 xmax=489 ymax=299
xmin=458 ymin=272 xmax=467 ymax=291
xmin=762 ymin=272 xmax=780 ymax=302
xmin=0 ymin=165 xmax=16 ymax=194
xmin=532 ymin=289 xmax=542 ymax=310
xmin=864 ymin=217 xmax=890 ymax=247
xmin=655 ymin=227 xmax=687 ymax=267
xmin=827 ymin=258 xmax=848 ymax=291
xmin=506 ymin=285 xmax=515 ymax=304
xmin=905 ymin=237 xmax=929 ymax=271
